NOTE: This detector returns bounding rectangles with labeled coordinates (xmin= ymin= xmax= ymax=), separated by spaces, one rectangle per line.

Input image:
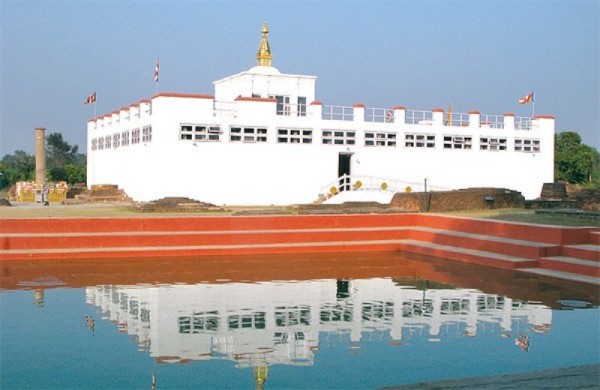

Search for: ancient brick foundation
xmin=390 ymin=188 xmax=525 ymax=212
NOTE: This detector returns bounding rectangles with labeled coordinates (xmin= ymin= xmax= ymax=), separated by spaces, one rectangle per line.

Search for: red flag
xmin=84 ymin=92 xmax=96 ymax=105
xmin=154 ymin=58 xmax=160 ymax=82
xmin=518 ymin=92 xmax=534 ymax=104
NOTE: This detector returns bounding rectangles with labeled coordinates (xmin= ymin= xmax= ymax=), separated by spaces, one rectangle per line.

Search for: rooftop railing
xmin=322 ymin=105 xmax=354 ymax=121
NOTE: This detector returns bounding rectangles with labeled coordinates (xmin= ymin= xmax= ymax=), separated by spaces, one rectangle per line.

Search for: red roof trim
xmin=353 ymin=103 xmax=366 ymax=108
xmin=311 ymin=100 xmax=323 ymax=105
xmin=533 ymin=114 xmax=555 ymax=120
xmin=432 ymin=108 xmax=444 ymax=112
xmin=503 ymin=112 xmax=515 ymax=117
xmin=235 ymin=96 xmax=277 ymax=102
xmin=393 ymin=105 xmax=406 ymax=110
xmin=129 ymin=103 xmax=139 ymax=108
xmin=152 ymin=92 xmax=214 ymax=100
xmin=468 ymin=110 xmax=480 ymax=115
xmin=139 ymin=99 xmax=150 ymax=104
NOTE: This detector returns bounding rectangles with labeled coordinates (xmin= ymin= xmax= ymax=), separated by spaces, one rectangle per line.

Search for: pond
xmin=1 ymin=252 xmax=598 ymax=389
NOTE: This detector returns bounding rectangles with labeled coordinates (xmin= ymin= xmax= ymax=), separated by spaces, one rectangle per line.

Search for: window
xmin=271 ymin=95 xmax=290 ymax=116
xmin=113 ymin=133 xmax=121 ymax=148
xmin=230 ymin=127 xmax=267 ymax=143
xmin=515 ymin=138 xmax=540 ymax=153
xmin=277 ymin=128 xmax=313 ymax=144
xmin=142 ymin=126 xmax=152 ymax=143
xmin=180 ymin=124 xmax=221 ymax=142
xmin=443 ymin=135 xmax=472 ymax=149
xmin=480 ymin=137 xmax=507 ymax=151
xmin=105 ymin=135 xmax=112 ymax=149
xmin=365 ymin=131 xmax=397 ymax=147
xmin=275 ymin=305 xmax=311 ymax=327
xmin=405 ymin=133 xmax=435 ymax=148
xmin=131 ymin=128 xmax=140 ymax=144
xmin=228 ymin=312 xmax=266 ymax=329
xmin=121 ymin=131 xmax=130 ymax=146
xmin=178 ymin=311 xmax=219 ymax=334
xmin=98 ymin=137 xmax=104 ymax=150
xmin=322 ymin=130 xmax=356 ymax=145
xmin=297 ymin=96 xmax=307 ymax=117
xmin=91 ymin=138 xmax=98 ymax=151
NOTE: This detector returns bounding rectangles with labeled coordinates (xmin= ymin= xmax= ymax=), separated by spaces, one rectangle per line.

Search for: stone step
xmin=408 ymin=227 xmax=560 ymax=260
xmin=518 ymin=268 xmax=600 ymax=286
xmin=561 ymin=244 xmax=600 ymax=262
xmin=538 ymin=256 xmax=600 ymax=277
xmin=397 ymin=239 xmax=538 ymax=270
xmin=0 ymin=227 xmax=412 ymax=251
xmin=0 ymin=239 xmax=408 ymax=261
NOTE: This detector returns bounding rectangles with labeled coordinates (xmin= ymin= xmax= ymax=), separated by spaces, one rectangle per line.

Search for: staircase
xmin=1 ymin=214 xmax=598 ymax=285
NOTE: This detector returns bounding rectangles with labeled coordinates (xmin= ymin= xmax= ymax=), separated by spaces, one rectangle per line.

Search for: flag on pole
xmin=518 ymin=92 xmax=534 ymax=104
xmin=154 ymin=58 xmax=160 ymax=82
xmin=84 ymin=92 xmax=96 ymax=105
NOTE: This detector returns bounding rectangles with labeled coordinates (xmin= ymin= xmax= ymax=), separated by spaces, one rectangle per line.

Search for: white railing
xmin=405 ymin=110 xmax=433 ymax=125
xmin=322 ymin=105 xmax=354 ymax=121
xmin=317 ymin=174 xmax=450 ymax=203
xmin=365 ymin=108 xmax=394 ymax=123
xmin=515 ymin=117 xmax=533 ymax=130
xmin=445 ymin=112 xmax=469 ymax=127
xmin=480 ymin=114 xmax=505 ymax=129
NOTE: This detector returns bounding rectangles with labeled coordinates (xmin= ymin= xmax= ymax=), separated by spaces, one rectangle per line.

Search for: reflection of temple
xmin=86 ymin=278 xmax=552 ymax=367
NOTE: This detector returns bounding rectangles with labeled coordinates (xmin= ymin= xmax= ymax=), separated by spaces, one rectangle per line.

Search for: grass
xmin=1 ymin=200 xmax=598 ymax=227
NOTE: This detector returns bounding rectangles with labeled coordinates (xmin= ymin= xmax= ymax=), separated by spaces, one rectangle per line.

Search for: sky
xmin=0 ymin=0 xmax=598 ymax=157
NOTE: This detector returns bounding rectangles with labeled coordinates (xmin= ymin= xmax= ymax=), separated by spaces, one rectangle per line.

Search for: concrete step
xmin=561 ymin=244 xmax=600 ymax=262
xmin=538 ymin=256 xmax=600 ymax=277
xmin=0 ymin=239 xmax=407 ymax=261
xmin=0 ymin=227 xmax=411 ymax=250
xmin=518 ymin=267 xmax=600 ymax=286
xmin=397 ymin=239 xmax=538 ymax=270
xmin=409 ymin=227 xmax=560 ymax=260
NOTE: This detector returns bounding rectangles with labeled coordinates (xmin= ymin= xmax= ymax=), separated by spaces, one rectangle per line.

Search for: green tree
xmin=555 ymin=132 xmax=598 ymax=185
xmin=0 ymin=150 xmax=35 ymax=188
xmin=46 ymin=132 xmax=80 ymax=168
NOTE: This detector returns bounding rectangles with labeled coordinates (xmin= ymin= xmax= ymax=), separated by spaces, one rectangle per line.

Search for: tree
xmin=0 ymin=151 xmax=35 ymax=188
xmin=555 ymin=132 xmax=599 ymax=185
xmin=46 ymin=132 xmax=80 ymax=168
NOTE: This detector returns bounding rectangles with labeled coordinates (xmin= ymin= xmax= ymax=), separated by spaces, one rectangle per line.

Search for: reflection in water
xmin=85 ymin=278 xmax=552 ymax=372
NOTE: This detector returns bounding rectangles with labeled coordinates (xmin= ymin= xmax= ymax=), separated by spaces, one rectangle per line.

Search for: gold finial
xmin=256 ymin=22 xmax=272 ymax=67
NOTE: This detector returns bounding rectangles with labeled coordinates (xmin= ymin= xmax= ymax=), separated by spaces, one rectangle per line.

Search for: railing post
xmin=469 ymin=110 xmax=481 ymax=128
xmin=504 ymin=112 xmax=515 ymax=130
xmin=353 ymin=103 xmax=366 ymax=123
xmin=309 ymin=100 xmax=323 ymax=119
xmin=432 ymin=108 xmax=444 ymax=126
xmin=393 ymin=105 xmax=406 ymax=124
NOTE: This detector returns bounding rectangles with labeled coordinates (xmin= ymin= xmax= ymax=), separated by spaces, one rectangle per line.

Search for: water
xmin=1 ymin=252 xmax=598 ymax=389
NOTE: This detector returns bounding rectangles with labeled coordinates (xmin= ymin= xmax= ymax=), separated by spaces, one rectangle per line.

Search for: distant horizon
xmin=1 ymin=0 xmax=598 ymax=156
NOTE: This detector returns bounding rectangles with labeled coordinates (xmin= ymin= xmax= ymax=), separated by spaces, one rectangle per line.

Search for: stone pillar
xmin=35 ymin=127 xmax=46 ymax=185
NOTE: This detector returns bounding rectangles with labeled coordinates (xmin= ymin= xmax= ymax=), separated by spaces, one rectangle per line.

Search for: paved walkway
xmin=386 ymin=364 xmax=599 ymax=389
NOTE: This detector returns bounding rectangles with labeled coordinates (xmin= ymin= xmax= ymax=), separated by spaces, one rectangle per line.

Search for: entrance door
xmin=338 ymin=153 xmax=352 ymax=191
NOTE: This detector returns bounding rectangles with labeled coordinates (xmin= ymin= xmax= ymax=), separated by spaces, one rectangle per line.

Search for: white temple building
xmin=86 ymin=23 xmax=555 ymax=205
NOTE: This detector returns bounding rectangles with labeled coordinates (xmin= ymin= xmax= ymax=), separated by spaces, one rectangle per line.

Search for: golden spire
xmin=256 ymin=22 xmax=273 ymax=66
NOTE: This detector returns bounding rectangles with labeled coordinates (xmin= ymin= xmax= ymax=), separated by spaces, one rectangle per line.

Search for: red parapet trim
xmin=119 ymin=107 xmax=129 ymax=112
xmin=88 ymin=118 xmax=97 ymax=123
xmin=468 ymin=110 xmax=480 ymax=115
xmin=393 ymin=105 xmax=406 ymax=110
xmin=503 ymin=112 xmax=515 ymax=117
xmin=353 ymin=103 xmax=366 ymax=108
xmin=311 ymin=100 xmax=323 ymax=105
xmin=235 ymin=96 xmax=277 ymax=103
xmin=533 ymin=114 xmax=555 ymax=120
xmin=432 ymin=108 xmax=444 ymax=112
xmin=152 ymin=92 xmax=214 ymax=100
xmin=112 ymin=110 xmax=120 ymax=115
xmin=129 ymin=103 xmax=139 ymax=108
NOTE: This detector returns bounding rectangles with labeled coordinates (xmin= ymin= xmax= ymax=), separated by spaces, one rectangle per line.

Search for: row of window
xmin=91 ymin=126 xmax=152 ymax=151
xmin=91 ymin=124 xmax=540 ymax=153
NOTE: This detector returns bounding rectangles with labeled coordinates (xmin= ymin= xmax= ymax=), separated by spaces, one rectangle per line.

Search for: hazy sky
xmin=1 ymin=0 xmax=598 ymax=156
